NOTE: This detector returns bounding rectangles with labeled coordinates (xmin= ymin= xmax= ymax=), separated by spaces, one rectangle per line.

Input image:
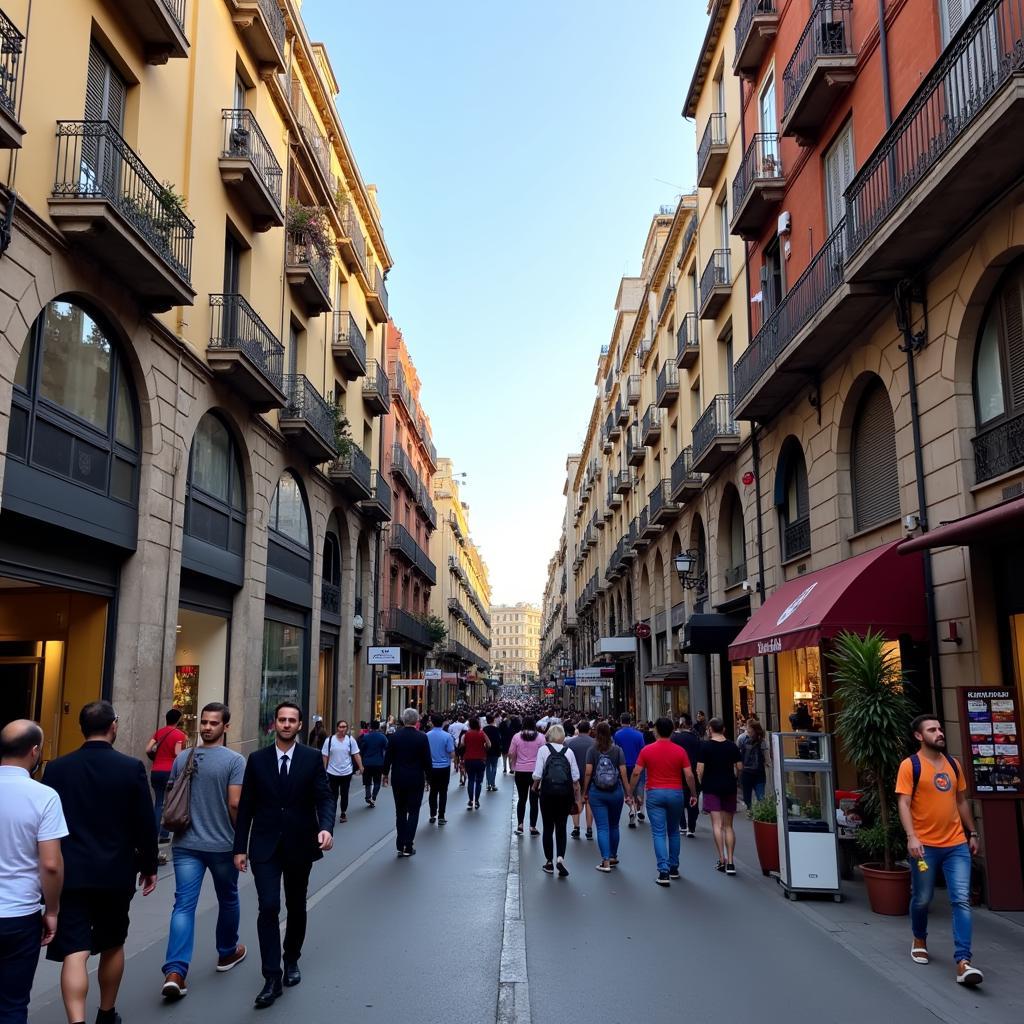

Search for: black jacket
xmin=233 ymin=743 xmax=334 ymax=864
xmin=43 ymin=740 xmax=158 ymax=889
xmin=383 ymin=726 xmax=432 ymax=788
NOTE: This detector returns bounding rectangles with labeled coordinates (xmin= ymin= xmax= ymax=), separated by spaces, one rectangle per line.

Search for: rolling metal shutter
xmin=852 ymin=380 xmax=900 ymax=531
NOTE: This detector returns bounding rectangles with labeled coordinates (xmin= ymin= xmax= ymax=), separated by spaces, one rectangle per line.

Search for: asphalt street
xmin=26 ymin=772 xmax=1023 ymax=1024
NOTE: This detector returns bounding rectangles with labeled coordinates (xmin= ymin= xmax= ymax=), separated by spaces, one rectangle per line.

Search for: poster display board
xmin=959 ymin=687 xmax=1023 ymax=797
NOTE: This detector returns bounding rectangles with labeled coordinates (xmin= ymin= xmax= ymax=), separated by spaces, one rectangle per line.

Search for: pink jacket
xmin=508 ymin=731 xmax=546 ymax=773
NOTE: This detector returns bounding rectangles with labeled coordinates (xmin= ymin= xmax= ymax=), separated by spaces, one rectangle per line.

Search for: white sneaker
xmin=956 ymin=961 xmax=983 ymax=987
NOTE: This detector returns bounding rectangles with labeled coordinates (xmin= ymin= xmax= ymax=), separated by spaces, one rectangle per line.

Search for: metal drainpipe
xmin=750 ymin=424 xmax=773 ymax=732
xmin=896 ymin=279 xmax=945 ymax=724
xmin=877 ymin=0 xmax=894 ymax=128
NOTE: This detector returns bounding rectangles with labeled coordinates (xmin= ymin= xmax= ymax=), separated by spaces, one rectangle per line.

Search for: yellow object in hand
xmin=917 ymin=859 xmax=929 ymax=873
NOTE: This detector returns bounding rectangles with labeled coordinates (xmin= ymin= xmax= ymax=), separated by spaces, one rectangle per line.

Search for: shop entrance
xmin=173 ymin=608 xmax=230 ymax=744
xmin=0 ymin=581 xmax=108 ymax=762
xmin=317 ymin=633 xmax=337 ymax=727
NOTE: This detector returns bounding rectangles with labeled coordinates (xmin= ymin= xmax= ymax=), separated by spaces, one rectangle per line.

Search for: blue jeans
xmin=588 ymin=786 xmax=624 ymax=860
xmin=485 ymin=755 xmax=500 ymax=788
xmin=163 ymin=848 xmax=240 ymax=978
xmin=741 ymin=770 xmax=766 ymax=807
xmin=911 ymin=842 xmax=972 ymax=963
xmin=646 ymin=789 xmax=684 ymax=873
xmin=465 ymin=760 xmax=485 ymax=802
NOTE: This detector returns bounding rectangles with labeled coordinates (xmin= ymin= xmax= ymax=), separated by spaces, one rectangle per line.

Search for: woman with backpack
xmin=531 ymin=723 xmax=581 ymax=877
xmin=509 ymin=717 xmax=545 ymax=835
xmin=737 ymin=718 xmax=768 ymax=813
xmin=582 ymin=721 xmax=632 ymax=872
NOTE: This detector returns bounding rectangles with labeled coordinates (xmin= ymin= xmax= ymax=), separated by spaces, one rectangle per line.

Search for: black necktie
xmin=280 ymin=753 xmax=289 ymax=780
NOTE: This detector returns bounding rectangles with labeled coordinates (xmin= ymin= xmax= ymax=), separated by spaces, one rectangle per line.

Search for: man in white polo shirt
xmin=0 ymin=719 xmax=68 ymax=1024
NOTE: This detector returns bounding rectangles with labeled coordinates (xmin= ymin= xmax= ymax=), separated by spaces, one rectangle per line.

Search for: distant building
xmin=490 ymin=604 xmax=541 ymax=685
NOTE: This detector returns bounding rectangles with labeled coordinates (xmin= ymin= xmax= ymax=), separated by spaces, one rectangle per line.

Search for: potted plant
xmin=831 ymin=629 xmax=915 ymax=916
xmin=751 ymin=795 xmax=780 ymax=876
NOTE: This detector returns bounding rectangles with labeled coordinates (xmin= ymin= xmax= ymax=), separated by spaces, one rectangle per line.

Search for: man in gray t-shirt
xmin=566 ymin=722 xmax=596 ymax=839
xmin=160 ymin=704 xmax=247 ymax=1001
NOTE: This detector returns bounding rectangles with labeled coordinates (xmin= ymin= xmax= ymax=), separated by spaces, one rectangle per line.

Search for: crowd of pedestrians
xmin=0 ymin=695 xmax=986 ymax=1024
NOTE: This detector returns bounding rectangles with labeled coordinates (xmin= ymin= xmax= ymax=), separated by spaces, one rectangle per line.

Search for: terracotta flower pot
xmin=860 ymin=863 xmax=911 ymax=916
xmin=753 ymin=819 xmax=780 ymax=876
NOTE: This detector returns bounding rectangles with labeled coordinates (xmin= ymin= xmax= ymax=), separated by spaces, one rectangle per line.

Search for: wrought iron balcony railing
xmin=390 ymin=443 xmax=420 ymax=495
xmin=321 ymin=579 xmax=340 ymax=616
xmin=288 ymin=75 xmax=332 ymax=186
xmin=53 ymin=120 xmax=195 ymax=285
xmin=384 ymin=606 xmax=432 ymax=648
xmin=725 ymin=561 xmax=748 ymax=589
xmin=208 ymin=293 xmax=284 ymax=389
xmin=332 ymin=311 xmax=366 ymax=368
xmin=735 ymin=0 xmax=779 ymax=71
xmin=693 ymin=394 xmax=739 ymax=463
xmin=286 ymin=230 xmax=330 ymax=295
xmin=0 ymin=7 xmax=24 ymax=117
xmin=847 ymin=0 xmax=1024 ymax=257
xmin=658 ymin=282 xmax=676 ymax=323
xmin=782 ymin=1 xmax=855 ymax=118
xmin=254 ymin=0 xmax=286 ymax=56
xmin=331 ymin=443 xmax=372 ymax=493
xmin=282 ymin=374 xmax=336 ymax=454
xmin=656 ymin=361 xmax=679 ymax=406
xmin=700 ymin=248 xmax=731 ymax=301
xmin=697 ymin=112 xmax=727 ymax=181
xmin=676 ymin=312 xmax=700 ymax=368
xmin=783 ymin=515 xmax=811 ymax=561
xmin=362 ymin=359 xmax=390 ymax=408
xmin=220 ymin=108 xmax=282 ymax=209
xmin=732 ymin=132 xmax=783 ymax=212
xmin=973 ymin=409 xmax=1024 ymax=484
xmin=670 ymin=446 xmax=702 ymax=498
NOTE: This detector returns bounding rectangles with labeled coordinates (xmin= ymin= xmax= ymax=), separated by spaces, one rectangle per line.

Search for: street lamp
xmin=674 ymin=550 xmax=707 ymax=592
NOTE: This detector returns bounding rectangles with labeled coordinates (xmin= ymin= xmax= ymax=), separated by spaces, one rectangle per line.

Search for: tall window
xmin=776 ymin=437 xmax=810 ymax=560
xmin=824 ymin=122 xmax=855 ymax=232
xmin=10 ymin=299 xmax=139 ymax=505
xmin=267 ymin=471 xmax=312 ymax=581
xmin=973 ymin=260 xmax=1024 ymax=481
xmin=851 ymin=379 xmax=900 ymax=531
xmin=185 ymin=413 xmax=245 ymax=555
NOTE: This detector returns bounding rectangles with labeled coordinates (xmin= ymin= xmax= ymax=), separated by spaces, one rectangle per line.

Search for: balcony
xmin=614 ymin=467 xmax=634 ymax=495
xmin=732 ymin=217 xmax=879 ymax=420
xmin=649 ymin=479 xmax=680 ymax=526
xmin=582 ymin=524 xmax=595 ymax=550
xmin=50 ymin=121 xmax=195 ymax=311
xmin=621 ymin=521 xmax=638 ymax=563
xmin=206 ymin=294 xmax=285 ymax=410
xmin=111 ymin=0 xmax=188 ymax=63
xmin=633 ymin=512 xmax=652 ymax=548
xmin=389 ymin=363 xmax=412 ymax=414
xmin=699 ymin=249 xmax=732 ymax=319
xmin=362 ymin=360 xmax=391 ymax=416
xmin=608 ymin=485 xmax=622 ymax=509
xmin=226 ymin=0 xmax=285 ymax=72
xmin=321 ymin=579 xmax=340 ymax=619
xmin=603 ymin=415 xmax=614 ymax=452
xmin=384 ymin=606 xmax=432 ymax=649
xmin=286 ymin=231 xmax=332 ymax=314
xmin=615 ymin=397 xmax=629 ymax=427
xmin=656 ymin=362 xmax=680 ymax=408
xmin=846 ymin=0 xmax=1024 ymax=285
xmin=389 ymin=522 xmax=418 ymax=565
xmin=638 ymin=337 xmax=653 ymax=365
xmin=328 ymin=445 xmax=372 ymax=501
xmin=287 ymin=75 xmax=333 ymax=199
xmin=973 ymin=409 xmax=1024 ymax=484
xmin=670 ymin=446 xmax=703 ymax=503
xmin=367 ymin=266 xmax=389 ymax=322
xmin=640 ymin=504 xmax=662 ymax=540
xmin=416 ymin=483 xmax=437 ymax=530
xmin=0 ymin=9 xmax=24 ymax=147
xmin=337 ymin=199 xmax=367 ymax=274
xmin=626 ymin=374 xmax=641 ymax=406
xmin=783 ymin=515 xmax=811 ymax=561
xmin=658 ymin=283 xmax=676 ymax=325
xmin=692 ymin=395 xmax=740 ymax=474
xmin=676 ymin=312 xmax=700 ymax=370
xmin=389 ymin=444 xmax=419 ymax=496
xmin=359 ymin=471 xmax=392 ymax=523
xmin=724 ymin=561 xmax=748 ymax=590
xmin=781 ymin=1 xmax=856 ymax=142
xmin=697 ymin=113 xmax=728 ymax=187
xmin=626 ymin=425 xmax=645 ymax=466
xmin=279 ymin=374 xmax=337 ymax=463
xmin=448 ymin=555 xmax=467 ymax=584
xmin=641 ymin=404 xmax=664 ymax=446
xmin=414 ymin=542 xmax=437 ymax=586
xmin=218 ymin=109 xmax=283 ymax=230
xmin=734 ymin=0 xmax=779 ymax=78
xmin=731 ymin=133 xmax=785 ymax=239
xmin=331 ymin=312 xmax=367 ymax=380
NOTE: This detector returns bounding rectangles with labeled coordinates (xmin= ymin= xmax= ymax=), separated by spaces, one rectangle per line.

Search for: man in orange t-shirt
xmin=896 ymin=715 xmax=982 ymax=987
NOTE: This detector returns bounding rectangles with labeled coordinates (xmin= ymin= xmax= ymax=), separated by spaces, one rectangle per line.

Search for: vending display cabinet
xmin=771 ymin=731 xmax=842 ymax=901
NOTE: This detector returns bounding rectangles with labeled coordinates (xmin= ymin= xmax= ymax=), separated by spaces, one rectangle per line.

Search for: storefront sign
xmin=424 ymin=668 xmax=442 ymax=680
xmin=958 ymin=687 xmax=1022 ymax=797
xmin=757 ymin=637 xmax=783 ymax=655
xmin=367 ymin=646 xmax=401 ymax=665
xmin=574 ymin=666 xmax=616 ymax=680
xmin=391 ymin=678 xmax=425 ymax=688
xmin=563 ymin=677 xmax=576 ymax=687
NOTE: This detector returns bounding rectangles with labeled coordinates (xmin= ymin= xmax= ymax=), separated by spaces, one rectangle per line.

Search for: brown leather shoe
xmin=162 ymin=972 xmax=188 ymax=1000
xmin=216 ymin=944 xmax=247 ymax=972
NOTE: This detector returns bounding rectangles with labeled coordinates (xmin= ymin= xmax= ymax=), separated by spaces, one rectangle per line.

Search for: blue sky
xmin=304 ymin=0 xmax=702 ymax=604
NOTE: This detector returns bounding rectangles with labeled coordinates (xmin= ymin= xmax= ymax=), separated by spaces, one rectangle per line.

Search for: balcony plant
xmin=831 ymin=629 xmax=915 ymax=915
xmin=751 ymin=793 xmax=780 ymax=876
xmin=332 ymin=402 xmax=353 ymax=456
xmin=286 ymin=200 xmax=331 ymax=259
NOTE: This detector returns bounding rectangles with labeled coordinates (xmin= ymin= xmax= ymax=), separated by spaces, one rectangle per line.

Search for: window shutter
xmin=1001 ymin=272 xmax=1024 ymax=411
xmin=85 ymin=45 xmax=105 ymax=121
xmin=852 ymin=381 xmax=900 ymax=531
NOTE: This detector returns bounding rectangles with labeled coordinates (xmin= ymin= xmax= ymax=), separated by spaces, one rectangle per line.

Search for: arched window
xmin=851 ymin=379 xmax=900 ymax=531
xmin=973 ymin=260 xmax=1024 ymax=482
xmin=776 ymin=437 xmax=810 ymax=560
xmin=267 ymin=471 xmax=311 ymax=587
xmin=10 ymin=299 xmax=139 ymax=504
xmin=722 ymin=492 xmax=746 ymax=588
xmin=185 ymin=413 xmax=245 ymax=556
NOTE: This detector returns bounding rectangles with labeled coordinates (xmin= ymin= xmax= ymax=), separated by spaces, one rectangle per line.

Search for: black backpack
xmin=593 ymin=752 xmax=619 ymax=792
xmin=740 ymin=735 xmax=764 ymax=772
xmin=540 ymin=744 xmax=574 ymax=798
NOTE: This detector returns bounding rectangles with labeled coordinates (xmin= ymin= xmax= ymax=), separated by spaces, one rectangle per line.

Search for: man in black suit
xmin=233 ymin=701 xmax=334 ymax=1009
xmin=383 ymin=707 xmax=433 ymax=857
xmin=43 ymin=700 xmax=158 ymax=1024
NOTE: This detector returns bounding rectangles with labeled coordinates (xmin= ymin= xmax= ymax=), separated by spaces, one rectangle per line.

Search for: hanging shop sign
xmin=368 ymin=646 xmax=402 ymax=665
xmin=424 ymin=668 xmax=442 ymax=681
xmin=958 ymin=687 xmax=1022 ymax=797
xmin=634 ymin=622 xmax=652 ymax=640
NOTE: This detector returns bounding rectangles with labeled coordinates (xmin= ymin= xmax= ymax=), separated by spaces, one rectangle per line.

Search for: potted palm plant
xmin=831 ymin=629 xmax=915 ymax=916
xmin=751 ymin=794 xmax=780 ymax=876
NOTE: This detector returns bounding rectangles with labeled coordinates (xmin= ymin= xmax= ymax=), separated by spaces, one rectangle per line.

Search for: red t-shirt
xmin=636 ymin=738 xmax=691 ymax=790
xmin=150 ymin=725 xmax=187 ymax=771
xmin=462 ymin=729 xmax=488 ymax=762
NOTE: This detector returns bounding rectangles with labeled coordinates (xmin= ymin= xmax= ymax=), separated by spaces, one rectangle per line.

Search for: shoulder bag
xmin=161 ymin=747 xmax=198 ymax=834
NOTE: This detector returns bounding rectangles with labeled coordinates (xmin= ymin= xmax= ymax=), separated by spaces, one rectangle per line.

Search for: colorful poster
xmin=960 ymin=688 xmax=1024 ymax=797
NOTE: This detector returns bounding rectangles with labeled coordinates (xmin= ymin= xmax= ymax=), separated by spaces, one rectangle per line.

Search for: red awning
xmin=898 ymin=495 xmax=1024 ymax=553
xmin=728 ymin=540 xmax=927 ymax=661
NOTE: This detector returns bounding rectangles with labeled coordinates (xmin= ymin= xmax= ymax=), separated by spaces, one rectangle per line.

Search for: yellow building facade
xmin=0 ymin=0 xmax=393 ymax=755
